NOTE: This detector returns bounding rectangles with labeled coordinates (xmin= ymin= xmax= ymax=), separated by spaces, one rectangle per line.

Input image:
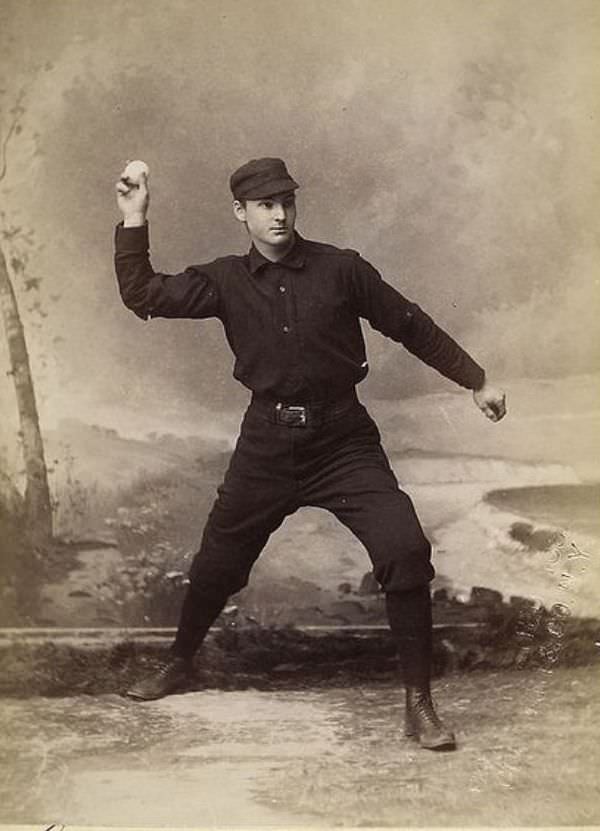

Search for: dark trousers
xmin=173 ymin=392 xmax=435 ymax=685
xmin=188 ymin=392 xmax=434 ymax=596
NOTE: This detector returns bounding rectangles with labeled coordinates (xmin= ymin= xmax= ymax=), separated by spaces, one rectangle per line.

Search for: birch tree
xmin=0 ymin=88 xmax=52 ymax=543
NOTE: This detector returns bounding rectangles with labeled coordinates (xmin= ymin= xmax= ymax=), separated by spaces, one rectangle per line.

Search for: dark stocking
xmin=171 ymin=585 xmax=229 ymax=660
xmin=385 ymin=585 xmax=433 ymax=690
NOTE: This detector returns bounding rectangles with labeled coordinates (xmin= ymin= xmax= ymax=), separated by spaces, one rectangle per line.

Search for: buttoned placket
xmin=276 ymin=266 xmax=291 ymax=335
xmin=272 ymin=263 xmax=306 ymax=399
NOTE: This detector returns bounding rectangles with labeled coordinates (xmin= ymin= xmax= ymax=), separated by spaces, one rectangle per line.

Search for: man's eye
xmin=260 ymin=201 xmax=272 ymax=209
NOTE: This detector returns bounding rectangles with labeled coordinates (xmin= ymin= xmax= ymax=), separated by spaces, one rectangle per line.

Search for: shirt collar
xmin=248 ymin=233 xmax=306 ymax=274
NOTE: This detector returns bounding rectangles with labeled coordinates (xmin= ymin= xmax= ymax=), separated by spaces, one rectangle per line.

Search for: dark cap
xmin=230 ymin=157 xmax=299 ymax=200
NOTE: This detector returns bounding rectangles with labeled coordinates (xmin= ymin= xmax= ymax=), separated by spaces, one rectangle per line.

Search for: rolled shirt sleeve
xmin=114 ymin=223 xmax=220 ymax=321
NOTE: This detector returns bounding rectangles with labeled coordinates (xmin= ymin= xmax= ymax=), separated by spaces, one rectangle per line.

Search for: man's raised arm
xmin=114 ymin=162 xmax=220 ymax=321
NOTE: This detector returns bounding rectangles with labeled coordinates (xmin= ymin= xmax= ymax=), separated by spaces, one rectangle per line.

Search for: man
xmin=114 ymin=157 xmax=506 ymax=751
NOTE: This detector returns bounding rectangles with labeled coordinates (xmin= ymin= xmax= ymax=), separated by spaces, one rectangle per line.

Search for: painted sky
xmin=0 ymin=0 xmax=598 ymax=439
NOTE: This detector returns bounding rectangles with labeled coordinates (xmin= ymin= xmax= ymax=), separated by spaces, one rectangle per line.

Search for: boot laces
xmin=416 ymin=697 xmax=443 ymax=727
xmin=409 ymin=691 xmax=444 ymax=728
xmin=156 ymin=658 xmax=185 ymax=678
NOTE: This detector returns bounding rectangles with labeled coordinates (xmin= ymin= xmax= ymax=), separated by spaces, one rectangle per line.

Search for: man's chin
xmin=269 ymin=231 xmax=293 ymax=245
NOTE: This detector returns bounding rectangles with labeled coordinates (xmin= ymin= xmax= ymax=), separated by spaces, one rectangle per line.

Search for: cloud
xmin=0 ymin=0 xmax=598 ymax=425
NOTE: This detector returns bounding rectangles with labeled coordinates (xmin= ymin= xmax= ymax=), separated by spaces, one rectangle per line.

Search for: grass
xmin=0 ymin=611 xmax=598 ymax=698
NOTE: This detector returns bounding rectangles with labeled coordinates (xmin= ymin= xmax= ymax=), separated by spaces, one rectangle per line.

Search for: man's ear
xmin=232 ymin=199 xmax=247 ymax=223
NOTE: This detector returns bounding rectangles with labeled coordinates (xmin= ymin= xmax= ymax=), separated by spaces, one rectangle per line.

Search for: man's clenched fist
xmin=473 ymin=380 xmax=507 ymax=422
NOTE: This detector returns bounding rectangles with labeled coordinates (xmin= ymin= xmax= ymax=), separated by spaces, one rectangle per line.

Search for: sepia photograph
xmin=0 ymin=0 xmax=599 ymax=826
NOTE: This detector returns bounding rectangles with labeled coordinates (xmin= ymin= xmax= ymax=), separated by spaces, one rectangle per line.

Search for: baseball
xmin=123 ymin=159 xmax=149 ymax=183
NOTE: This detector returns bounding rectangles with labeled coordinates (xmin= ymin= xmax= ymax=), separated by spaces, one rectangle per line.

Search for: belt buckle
xmin=276 ymin=403 xmax=307 ymax=427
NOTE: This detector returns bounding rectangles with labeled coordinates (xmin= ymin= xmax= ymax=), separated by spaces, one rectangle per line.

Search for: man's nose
xmin=272 ymin=204 xmax=285 ymax=221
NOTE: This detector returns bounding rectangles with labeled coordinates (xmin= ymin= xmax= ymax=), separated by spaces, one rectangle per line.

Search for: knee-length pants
xmin=189 ymin=394 xmax=434 ymax=597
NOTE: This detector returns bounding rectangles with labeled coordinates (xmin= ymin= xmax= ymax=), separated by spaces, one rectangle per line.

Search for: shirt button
xmin=283 ymin=325 xmax=290 ymax=333
xmin=279 ymin=285 xmax=286 ymax=293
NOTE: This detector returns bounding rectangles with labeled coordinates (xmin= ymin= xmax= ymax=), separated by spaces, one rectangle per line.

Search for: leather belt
xmin=250 ymin=389 xmax=359 ymax=428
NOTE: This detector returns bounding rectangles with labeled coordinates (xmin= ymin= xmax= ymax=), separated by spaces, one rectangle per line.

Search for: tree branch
xmin=0 ymin=88 xmax=26 ymax=185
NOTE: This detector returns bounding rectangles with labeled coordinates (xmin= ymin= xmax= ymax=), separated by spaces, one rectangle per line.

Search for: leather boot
xmin=405 ymin=687 xmax=456 ymax=750
xmin=124 ymin=656 xmax=192 ymax=701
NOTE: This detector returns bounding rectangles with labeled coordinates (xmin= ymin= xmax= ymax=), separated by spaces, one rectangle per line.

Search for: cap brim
xmin=236 ymin=177 xmax=299 ymax=200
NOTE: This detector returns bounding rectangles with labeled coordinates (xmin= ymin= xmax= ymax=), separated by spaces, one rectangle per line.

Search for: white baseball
xmin=123 ymin=159 xmax=149 ymax=183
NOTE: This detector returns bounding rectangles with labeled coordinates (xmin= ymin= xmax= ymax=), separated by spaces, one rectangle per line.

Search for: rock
xmin=470 ymin=586 xmax=503 ymax=607
xmin=357 ymin=571 xmax=381 ymax=596
xmin=509 ymin=595 xmax=537 ymax=610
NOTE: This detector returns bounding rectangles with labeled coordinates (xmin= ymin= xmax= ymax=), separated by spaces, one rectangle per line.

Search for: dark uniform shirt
xmin=114 ymin=224 xmax=485 ymax=401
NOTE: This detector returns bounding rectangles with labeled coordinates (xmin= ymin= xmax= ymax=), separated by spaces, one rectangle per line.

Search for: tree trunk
xmin=0 ymin=243 xmax=52 ymax=543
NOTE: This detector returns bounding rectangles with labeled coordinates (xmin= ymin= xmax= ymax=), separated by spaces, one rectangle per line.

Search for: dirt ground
xmin=1 ymin=665 xmax=599 ymax=827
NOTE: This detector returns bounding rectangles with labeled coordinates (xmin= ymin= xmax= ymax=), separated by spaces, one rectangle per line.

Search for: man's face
xmin=233 ymin=191 xmax=297 ymax=250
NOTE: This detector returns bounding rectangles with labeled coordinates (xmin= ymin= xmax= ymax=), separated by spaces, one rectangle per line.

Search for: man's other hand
xmin=116 ymin=161 xmax=149 ymax=226
xmin=473 ymin=380 xmax=507 ymax=422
